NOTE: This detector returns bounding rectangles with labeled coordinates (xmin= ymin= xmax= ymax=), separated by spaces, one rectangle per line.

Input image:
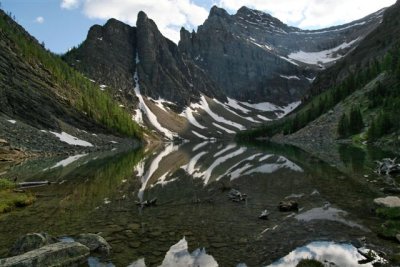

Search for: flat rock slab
xmin=374 ymin=196 xmax=400 ymax=207
xmin=0 ymin=242 xmax=89 ymax=267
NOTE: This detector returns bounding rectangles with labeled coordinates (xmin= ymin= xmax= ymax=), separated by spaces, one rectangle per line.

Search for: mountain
xmin=64 ymin=6 xmax=385 ymax=141
xmin=238 ymin=0 xmax=400 ymax=151
xmin=179 ymin=6 xmax=384 ymax=104
xmin=0 ymin=9 xmax=142 ymax=157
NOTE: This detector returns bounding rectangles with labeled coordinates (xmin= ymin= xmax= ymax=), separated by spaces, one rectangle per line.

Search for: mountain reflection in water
xmin=0 ymin=141 xmax=396 ymax=266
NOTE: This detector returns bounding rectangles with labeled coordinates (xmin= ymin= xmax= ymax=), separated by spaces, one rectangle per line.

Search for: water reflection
xmin=0 ymin=141 xmax=396 ymax=266
xmin=137 ymin=142 xmax=303 ymax=199
xmin=129 ymin=237 xmax=218 ymax=267
xmin=269 ymin=241 xmax=385 ymax=267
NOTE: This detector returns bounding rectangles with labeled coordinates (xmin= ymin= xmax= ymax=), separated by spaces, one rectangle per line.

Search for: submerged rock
xmin=0 ymin=242 xmax=89 ymax=267
xmin=9 ymin=233 xmax=56 ymax=256
xmin=278 ymin=200 xmax=298 ymax=212
xmin=76 ymin=233 xmax=111 ymax=255
xmin=374 ymin=196 xmax=400 ymax=208
xmin=259 ymin=209 xmax=270 ymax=220
xmin=228 ymin=189 xmax=247 ymax=202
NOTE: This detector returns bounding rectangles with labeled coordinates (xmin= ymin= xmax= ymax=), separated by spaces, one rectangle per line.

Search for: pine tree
xmin=338 ymin=113 xmax=349 ymax=138
xmin=349 ymin=106 xmax=364 ymax=134
xmin=367 ymin=119 xmax=378 ymax=141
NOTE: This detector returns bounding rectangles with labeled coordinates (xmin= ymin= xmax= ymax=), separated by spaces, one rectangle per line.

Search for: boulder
xmin=9 ymin=233 xmax=57 ymax=256
xmin=228 ymin=189 xmax=247 ymax=202
xmin=0 ymin=242 xmax=89 ymax=267
xmin=76 ymin=234 xmax=111 ymax=255
xmin=278 ymin=200 xmax=298 ymax=212
xmin=374 ymin=196 xmax=400 ymax=208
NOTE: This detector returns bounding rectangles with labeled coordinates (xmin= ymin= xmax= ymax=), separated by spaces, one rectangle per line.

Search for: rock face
xmin=8 ymin=233 xmax=56 ymax=256
xmin=0 ymin=242 xmax=89 ymax=267
xmin=64 ymin=19 xmax=138 ymax=111
xmin=76 ymin=233 xmax=111 ymax=255
xmin=179 ymin=6 xmax=384 ymax=104
xmin=136 ymin=12 xmax=225 ymax=108
xmin=64 ymin=11 xmax=225 ymax=113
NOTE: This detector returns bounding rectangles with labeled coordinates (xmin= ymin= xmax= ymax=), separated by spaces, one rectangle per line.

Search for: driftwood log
xmin=18 ymin=181 xmax=51 ymax=188
xmin=376 ymin=158 xmax=400 ymax=175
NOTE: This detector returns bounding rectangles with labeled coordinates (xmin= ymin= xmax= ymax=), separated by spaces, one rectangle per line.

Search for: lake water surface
xmin=0 ymin=142 xmax=398 ymax=266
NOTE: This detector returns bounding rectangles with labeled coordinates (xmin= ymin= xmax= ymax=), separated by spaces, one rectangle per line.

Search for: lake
xmin=0 ymin=141 xmax=397 ymax=266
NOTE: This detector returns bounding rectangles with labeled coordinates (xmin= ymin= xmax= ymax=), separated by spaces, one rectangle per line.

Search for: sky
xmin=1 ymin=0 xmax=397 ymax=54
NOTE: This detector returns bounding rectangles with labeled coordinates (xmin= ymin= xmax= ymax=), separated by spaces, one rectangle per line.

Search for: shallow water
xmin=0 ymin=142 xmax=398 ymax=266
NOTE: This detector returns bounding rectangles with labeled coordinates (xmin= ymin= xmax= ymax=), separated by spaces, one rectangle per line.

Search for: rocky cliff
xmin=179 ymin=6 xmax=384 ymax=104
xmin=65 ymin=11 xmax=225 ymax=112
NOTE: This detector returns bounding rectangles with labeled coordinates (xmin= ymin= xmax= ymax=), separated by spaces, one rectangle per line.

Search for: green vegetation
xmin=376 ymin=207 xmax=400 ymax=240
xmin=0 ymin=11 xmax=142 ymax=139
xmin=296 ymin=259 xmax=324 ymax=267
xmin=0 ymin=178 xmax=15 ymax=190
xmin=338 ymin=106 xmax=364 ymax=138
xmin=237 ymin=43 xmax=400 ymax=144
xmin=0 ymin=178 xmax=35 ymax=214
xmin=376 ymin=207 xmax=400 ymax=220
xmin=379 ymin=220 xmax=400 ymax=239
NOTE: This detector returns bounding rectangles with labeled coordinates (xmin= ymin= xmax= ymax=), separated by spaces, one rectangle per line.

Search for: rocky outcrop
xmin=0 ymin=242 xmax=89 ymax=267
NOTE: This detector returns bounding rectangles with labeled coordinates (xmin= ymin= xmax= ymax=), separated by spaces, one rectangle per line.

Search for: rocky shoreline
xmin=0 ymin=233 xmax=111 ymax=267
xmin=0 ymin=114 xmax=143 ymax=166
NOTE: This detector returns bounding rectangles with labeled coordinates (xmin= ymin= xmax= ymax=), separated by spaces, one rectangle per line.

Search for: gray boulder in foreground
xmin=76 ymin=233 xmax=111 ymax=255
xmin=0 ymin=242 xmax=90 ymax=267
xmin=9 ymin=233 xmax=56 ymax=256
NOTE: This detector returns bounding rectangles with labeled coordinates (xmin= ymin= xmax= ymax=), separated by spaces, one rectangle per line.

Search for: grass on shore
xmin=0 ymin=178 xmax=35 ymax=214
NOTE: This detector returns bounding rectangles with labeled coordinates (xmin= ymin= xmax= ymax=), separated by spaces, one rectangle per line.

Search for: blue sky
xmin=1 ymin=0 xmax=396 ymax=54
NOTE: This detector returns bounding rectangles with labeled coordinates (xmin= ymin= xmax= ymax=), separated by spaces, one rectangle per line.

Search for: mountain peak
xmin=137 ymin=10 xmax=149 ymax=23
xmin=209 ymin=5 xmax=229 ymax=18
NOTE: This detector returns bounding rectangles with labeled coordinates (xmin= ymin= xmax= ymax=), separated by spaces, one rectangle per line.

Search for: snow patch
xmin=180 ymin=107 xmax=206 ymax=129
xmin=7 ymin=120 xmax=16 ymax=124
xmin=257 ymin=115 xmax=271 ymax=121
xmin=49 ymin=131 xmax=93 ymax=147
xmin=225 ymin=98 xmax=251 ymax=114
xmin=133 ymin=109 xmax=144 ymax=125
xmin=133 ymin=60 xmax=178 ymax=140
xmin=198 ymin=96 xmax=245 ymax=130
xmin=212 ymin=123 xmax=235 ymax=134
xmin=288 ymin=38 xmax=359 ymax=65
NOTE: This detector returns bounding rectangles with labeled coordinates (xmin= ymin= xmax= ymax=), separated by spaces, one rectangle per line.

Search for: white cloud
xmin=61 ymin=0 xmax=80 ymax=10
xmin=61 ymin=0 xmax=209 ymax=43
xmin=35 ymin=16 xmax=44 ymax=24
xmin=218 ymin=0 xmax=396 ymax=29
xmin=61 ymin=0 xmax=396 ymax=43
